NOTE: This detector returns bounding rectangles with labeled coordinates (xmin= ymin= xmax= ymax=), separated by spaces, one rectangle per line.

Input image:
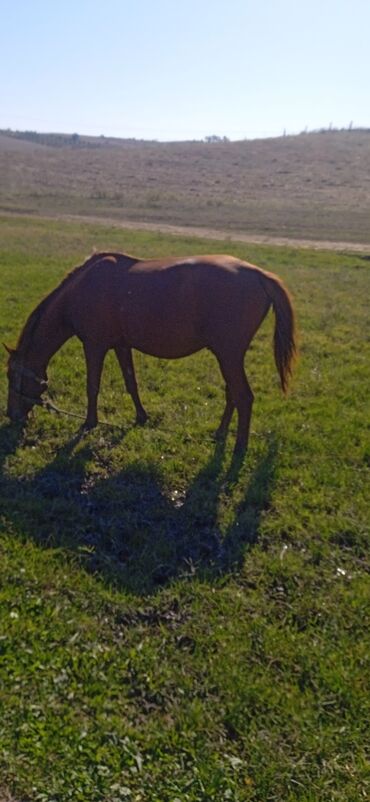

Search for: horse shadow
xmin=0 ymin=421 xmax=278 ymax=595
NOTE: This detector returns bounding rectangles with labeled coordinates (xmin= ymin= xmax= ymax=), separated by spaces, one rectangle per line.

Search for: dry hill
xmin=1 ymin=128 xmax=370 ymax=244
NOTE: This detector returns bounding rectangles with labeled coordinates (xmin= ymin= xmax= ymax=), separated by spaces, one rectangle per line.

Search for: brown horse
xmin=5 ymin=251 xmax=297 ymax=454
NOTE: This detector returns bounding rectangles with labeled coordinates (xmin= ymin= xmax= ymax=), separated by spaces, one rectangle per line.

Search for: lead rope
xmin=42 ymin=395 xmax=122 ymax=429
xmin=17 ymin=391 xmax=122 ymax=429
xmin=42 ymin=395 xmax=87 ymax=421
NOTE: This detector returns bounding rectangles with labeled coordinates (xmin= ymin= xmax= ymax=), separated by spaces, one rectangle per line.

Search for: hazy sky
xmin=1 ymin=0 xmax=369 ymax=141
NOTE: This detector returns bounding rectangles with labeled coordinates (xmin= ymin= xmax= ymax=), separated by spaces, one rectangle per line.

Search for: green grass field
xmin=0 ymin=216 xmax=369 ymax=801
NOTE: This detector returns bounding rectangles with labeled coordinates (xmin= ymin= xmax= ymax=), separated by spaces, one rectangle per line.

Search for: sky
xmin=1 ymin=0 xmax=369 ymax=141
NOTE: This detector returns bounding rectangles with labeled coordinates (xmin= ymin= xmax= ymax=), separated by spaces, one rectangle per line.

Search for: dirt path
xmin=3 ymin=211 xmax=370 ymax=253
xmin=97 ymin=218 xmax=370 ymax=253
xmin=59 ymin=214 xmax=370 ymax=253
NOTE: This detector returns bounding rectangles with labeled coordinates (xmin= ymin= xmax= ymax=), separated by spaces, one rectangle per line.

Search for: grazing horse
xmin=5 ymin=251 xmax=297 ymax=454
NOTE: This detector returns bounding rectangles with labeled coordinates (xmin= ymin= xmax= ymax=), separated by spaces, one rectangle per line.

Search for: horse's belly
xmin=129 ymin=331 xmax=204 ymax=360
xmin=123 ymin=306 xmax=204 ymax=358
xmin=115 ymin=276 xmax=210 ymax=357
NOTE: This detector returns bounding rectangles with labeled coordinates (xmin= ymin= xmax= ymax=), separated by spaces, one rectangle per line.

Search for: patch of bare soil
xmin=0 ymin=790 xmax=23 ymax=802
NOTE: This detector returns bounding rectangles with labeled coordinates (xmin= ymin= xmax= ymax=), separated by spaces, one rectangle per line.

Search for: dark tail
xmin=260 ymin=271 xmax=297 ymax=393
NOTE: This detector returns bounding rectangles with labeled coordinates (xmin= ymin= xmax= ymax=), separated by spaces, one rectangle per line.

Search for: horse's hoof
xmin=81 ymin=420 xmax=97 ymax=431
xmin=135 ymin=412 xmax=148 ymax=426
xmin=232 ymin=445 xmax=247 ymax=461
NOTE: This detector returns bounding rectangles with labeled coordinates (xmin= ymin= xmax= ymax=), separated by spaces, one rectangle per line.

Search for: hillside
xmin=1 ymin=128 xmax=370 ymax=244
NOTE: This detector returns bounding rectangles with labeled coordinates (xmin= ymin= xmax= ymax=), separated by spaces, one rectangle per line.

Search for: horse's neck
xmin=21 ymin=291 xmax=72 ymax=372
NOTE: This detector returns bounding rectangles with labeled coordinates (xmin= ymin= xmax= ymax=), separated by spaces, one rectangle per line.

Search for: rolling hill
xmin=1 ymin=128 xmax=370 ymax=244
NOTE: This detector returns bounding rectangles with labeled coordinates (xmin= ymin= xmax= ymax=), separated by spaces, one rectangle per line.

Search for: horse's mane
xmin=16 ymin=251 xmax=139 ymax=352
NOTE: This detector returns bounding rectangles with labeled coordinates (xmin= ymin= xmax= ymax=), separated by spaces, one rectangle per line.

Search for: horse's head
xmin=4 ymin=345 xmax=48 ymax=422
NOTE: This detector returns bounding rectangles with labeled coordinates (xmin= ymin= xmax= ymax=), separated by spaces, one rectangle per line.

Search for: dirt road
xmin=3 ymin=210 xmax=370 ymax=254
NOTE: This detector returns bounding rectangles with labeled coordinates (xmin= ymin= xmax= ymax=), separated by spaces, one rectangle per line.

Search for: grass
xmin=0 ymin=215 xmax=369 ymax=801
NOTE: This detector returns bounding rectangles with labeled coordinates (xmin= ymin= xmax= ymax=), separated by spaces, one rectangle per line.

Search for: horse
xmin=5 ymin=250 xmax=297 ymax=454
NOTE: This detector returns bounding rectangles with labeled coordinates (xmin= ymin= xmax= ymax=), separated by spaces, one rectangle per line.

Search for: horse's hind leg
xmin=215 ymin=385 xmax=235 ymax=441
xmin=114 ymin=342 xmax=148 ymax=425
xmin=216 ymin=352 xmax=254 ymax=455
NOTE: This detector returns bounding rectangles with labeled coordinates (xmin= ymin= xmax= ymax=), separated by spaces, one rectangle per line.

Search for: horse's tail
xmin=259 ymin=270 xmax=297 ymax=393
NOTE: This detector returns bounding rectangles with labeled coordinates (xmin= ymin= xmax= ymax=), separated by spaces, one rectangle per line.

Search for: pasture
xmin=0 ymin=215 xmax=369 ymax=801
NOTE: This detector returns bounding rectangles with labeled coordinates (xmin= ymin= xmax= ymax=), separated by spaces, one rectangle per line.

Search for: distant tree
xmin=205 ymin=135 xmax=223 ymax=143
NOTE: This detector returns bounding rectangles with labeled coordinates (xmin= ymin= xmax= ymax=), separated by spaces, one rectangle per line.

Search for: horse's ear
xmin=3 ymin=343 xmax=15 ymax=355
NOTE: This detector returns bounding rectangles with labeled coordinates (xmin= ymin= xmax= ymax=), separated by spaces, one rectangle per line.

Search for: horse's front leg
xmin=114 ymin=341 xmax=148 ymax=425
xmin=83 ymin=341 xmax=107 ymax=428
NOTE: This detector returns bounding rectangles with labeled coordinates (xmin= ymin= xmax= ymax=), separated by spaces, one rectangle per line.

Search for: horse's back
xmin=65 ymin=253 xmax=271 ymax=358
xmin=123 ymin=255 xmax=270 ymax=357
